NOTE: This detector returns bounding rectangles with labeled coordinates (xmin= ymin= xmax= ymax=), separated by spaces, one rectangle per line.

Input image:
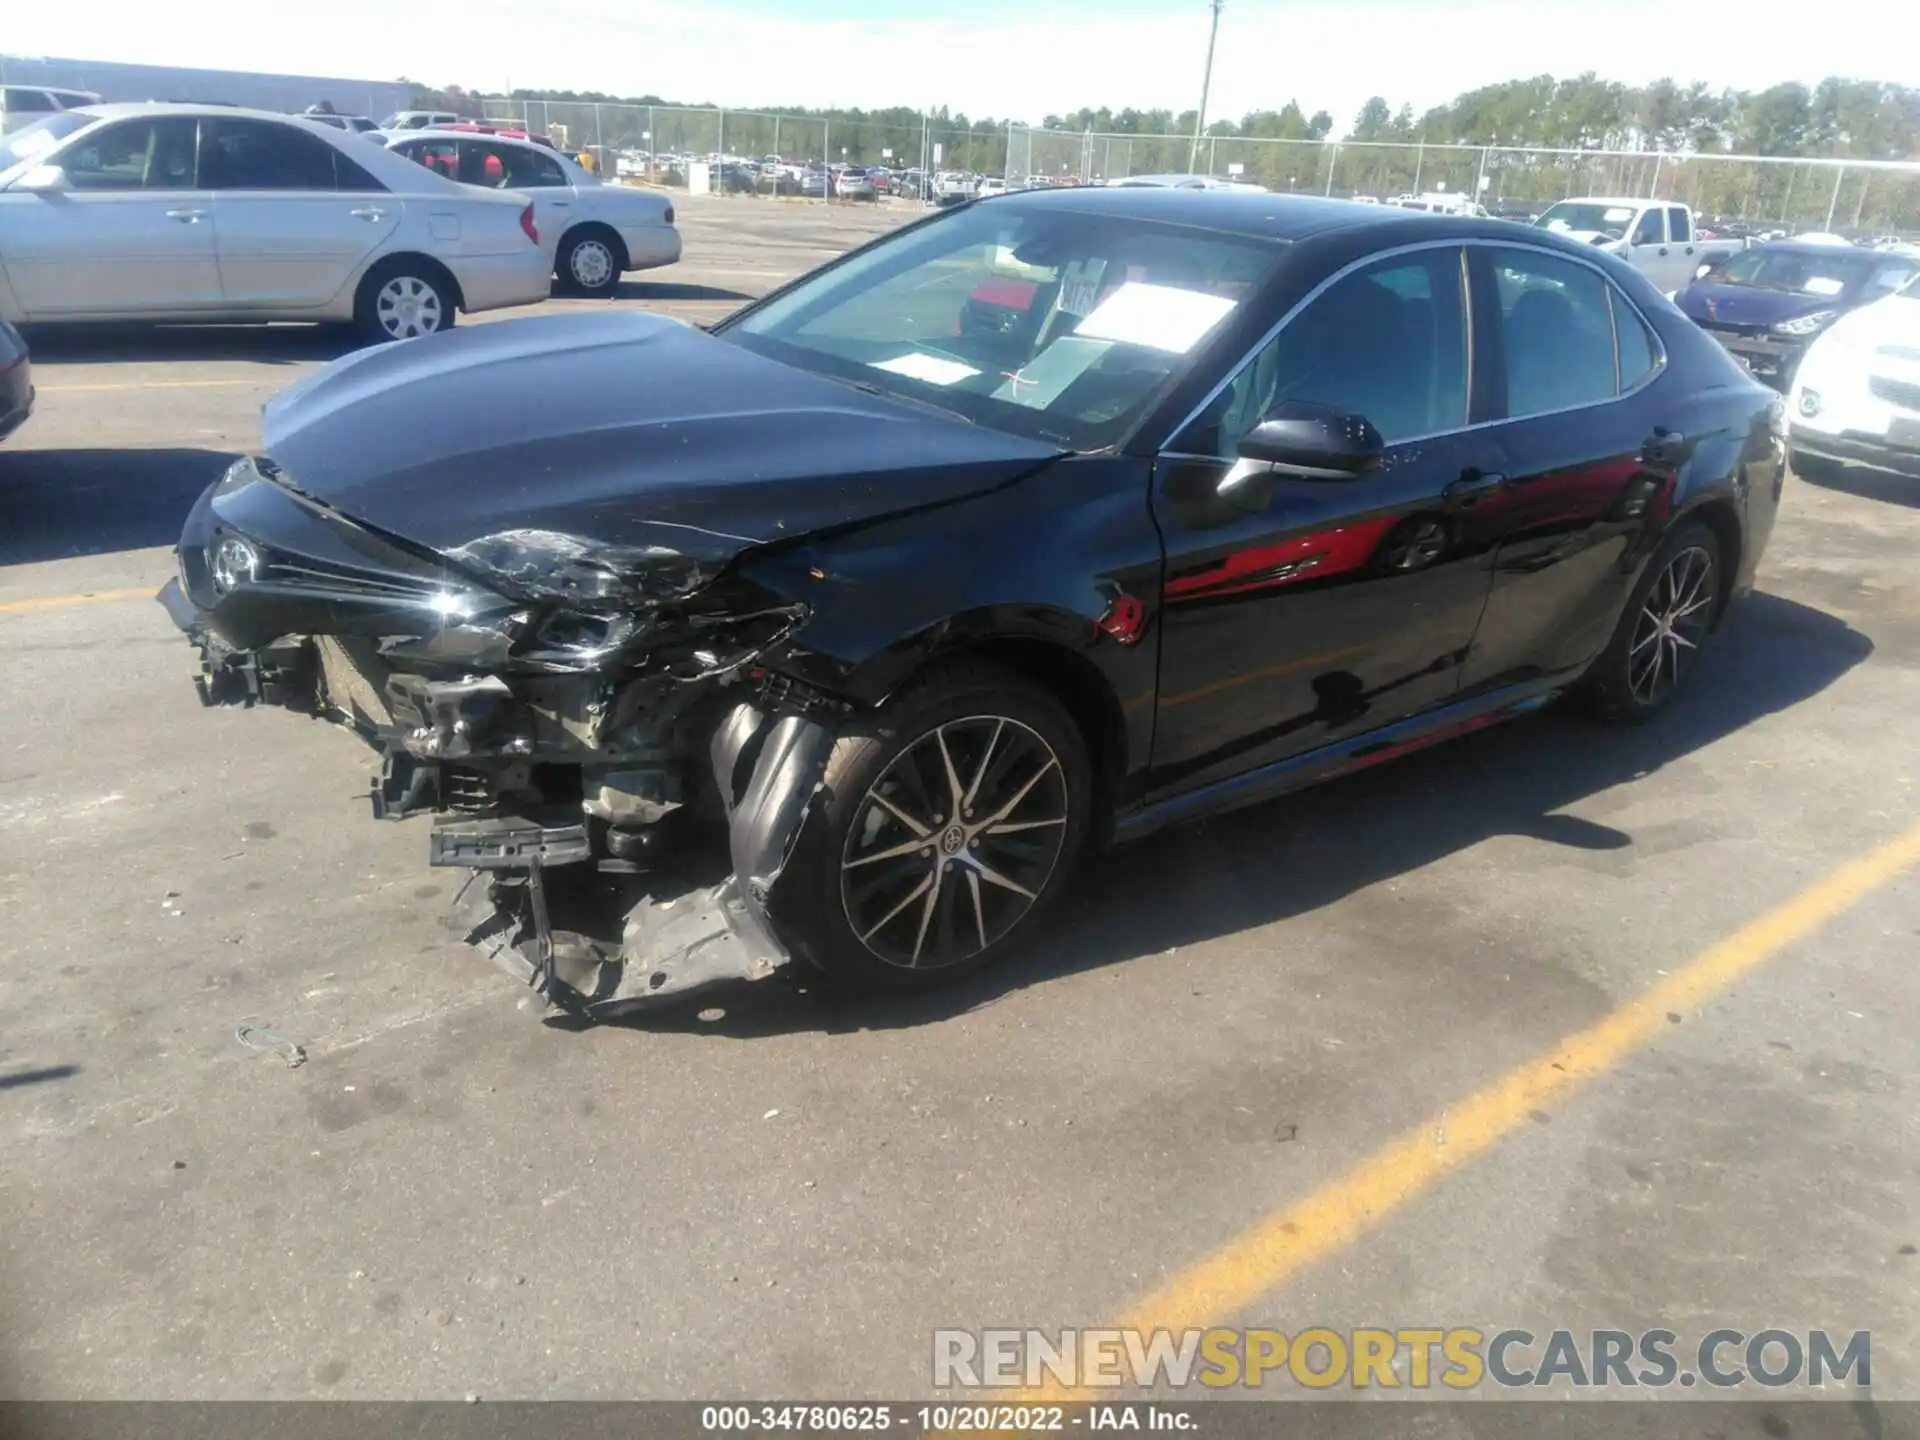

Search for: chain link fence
xmin=482 ymin=99 xmax=948 ymax=201
xmin=469 ymin=101 xmax=1920 ymax=233
xmin=1007 ymin=125 xmax=1920 ymax=234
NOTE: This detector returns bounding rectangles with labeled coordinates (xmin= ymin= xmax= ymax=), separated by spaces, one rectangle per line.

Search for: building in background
xmin=0 ymin=54 xmax=411 ymax=120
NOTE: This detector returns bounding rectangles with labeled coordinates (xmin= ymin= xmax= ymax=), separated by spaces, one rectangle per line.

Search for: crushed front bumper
xmin=158 ymin=575 xmax=839 ymax=1021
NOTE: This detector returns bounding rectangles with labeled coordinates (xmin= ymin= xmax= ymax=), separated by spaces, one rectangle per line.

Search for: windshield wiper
xmin=837 ymin=376 xmax=978 ymax=426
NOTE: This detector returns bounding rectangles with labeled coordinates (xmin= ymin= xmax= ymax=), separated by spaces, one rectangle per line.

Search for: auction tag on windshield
xmin=1074 ymin=282 xmax=1237 ymax=354
xmin=871 ymin=352 xmax=980 ymax=386
xmin=1057 ymin=259 xmax=1107 ymax=318
xmin=1803 ymin=277 xmax=1845 ymax=297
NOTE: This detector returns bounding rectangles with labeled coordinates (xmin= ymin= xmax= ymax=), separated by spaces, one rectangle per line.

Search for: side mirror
xmin=1234 ymin=399 xmax=1386 ymax=478
xmin=13 ymin=164 xmax=70 ymax=193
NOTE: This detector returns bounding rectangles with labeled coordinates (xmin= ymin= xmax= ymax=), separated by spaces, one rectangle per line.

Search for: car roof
xmin=991 ymin=185 xmax=1467 ymax=243
xmin=70 ymin=101 xmax=335 ymax=124
xmin=1757 ymin=240 xmax=1876 ymax=257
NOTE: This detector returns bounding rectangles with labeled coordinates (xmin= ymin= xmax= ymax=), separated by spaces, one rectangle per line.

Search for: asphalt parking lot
xmin=2 ymin=194 xmax=1918 ymax=1410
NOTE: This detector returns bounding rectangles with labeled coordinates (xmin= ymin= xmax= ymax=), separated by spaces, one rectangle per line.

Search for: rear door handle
xmin=1444 ymin=469 xmax=1509 ymax=505
xmin=165 ymin=208 xmax=206 ymax=223
xmin=349 ymin=206 xmax=388 ymax=221
xmin=549 ymin=199 xmax=570 ymax=208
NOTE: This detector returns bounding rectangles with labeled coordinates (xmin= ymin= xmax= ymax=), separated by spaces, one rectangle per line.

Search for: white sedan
xmin=387 ymin=131 xmax=681 ymax=298
xmin=1787 ymin=272 xmax=1920 ymax=481
xmin=0 ymin=104 xmax=552 ymax=341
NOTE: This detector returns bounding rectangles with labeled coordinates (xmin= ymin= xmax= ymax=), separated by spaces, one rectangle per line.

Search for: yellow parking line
xmin=1028 ymin=817 xmax=1920 ymax=1397
xmin=37 ymin=379 xmax=262 ymax=394
xmin=0 ymin=587 xmax=154 ymax=615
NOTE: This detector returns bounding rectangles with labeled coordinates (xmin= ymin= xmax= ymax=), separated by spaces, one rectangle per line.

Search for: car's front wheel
xmin=1572 ymin=520 xmax=1723 ymax=721
xmin=355 ymin=259 xmax=456 ymax=342
xmin=779 ymin=664 xmax=1092 ymax=992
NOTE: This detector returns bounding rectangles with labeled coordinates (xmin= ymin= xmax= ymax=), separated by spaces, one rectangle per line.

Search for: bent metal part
xmin=161 ymin=464 xmax=845 ymax=1019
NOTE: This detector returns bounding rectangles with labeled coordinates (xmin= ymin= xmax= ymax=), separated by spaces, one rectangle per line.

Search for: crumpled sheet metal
xmin=444 ymin=528 xmax=714 ymax=607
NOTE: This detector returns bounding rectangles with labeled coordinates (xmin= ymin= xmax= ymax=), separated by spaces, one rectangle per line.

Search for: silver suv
xmin=0 ymin=84 xmax=102 ymax=134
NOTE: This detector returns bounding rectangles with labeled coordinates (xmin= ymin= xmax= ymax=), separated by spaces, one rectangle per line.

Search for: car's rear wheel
xmin=558 ymin=227 xmax=622 ymax=298
xmin=779 ymin=664 xmax=1092 ymax=992
xmin=354 ymin=260 xmax=455 ymax=342
xmin=1572 ymin=520 xmax=1722 ymax=722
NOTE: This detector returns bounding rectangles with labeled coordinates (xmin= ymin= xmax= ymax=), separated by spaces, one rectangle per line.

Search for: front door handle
xmin=1443 ymin=468 xmax=1509 ymax=506
xmin=165 ymin=207 xmax=206 ymax=223
xmin=349 ymin=206 xmax=388 ymax=221
xmin=1657 ymin=246 xmax=1670 ymax=255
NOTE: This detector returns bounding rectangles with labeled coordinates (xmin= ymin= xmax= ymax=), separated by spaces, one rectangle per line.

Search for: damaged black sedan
xmin=161 ymin=189 xmax=1784 ymax=1019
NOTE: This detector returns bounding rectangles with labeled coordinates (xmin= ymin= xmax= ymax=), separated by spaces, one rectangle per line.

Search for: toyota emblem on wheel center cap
xmin=940 ymin=825 xmax=966 ymax=856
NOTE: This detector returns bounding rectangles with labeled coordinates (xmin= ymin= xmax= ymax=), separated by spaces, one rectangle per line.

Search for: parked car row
xmin=0 ymin=103 xmax=680 ymax=339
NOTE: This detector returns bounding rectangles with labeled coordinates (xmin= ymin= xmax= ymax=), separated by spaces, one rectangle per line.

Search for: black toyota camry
xmin=161 ymin=188 xmax=1785 ymax=1019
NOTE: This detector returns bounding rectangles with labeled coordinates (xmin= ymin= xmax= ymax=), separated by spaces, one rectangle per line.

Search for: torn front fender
xmin=599 ymin=706 xmax=834 ymax=1014
xmin=454 ymin=701 xmax=836 ymax=1019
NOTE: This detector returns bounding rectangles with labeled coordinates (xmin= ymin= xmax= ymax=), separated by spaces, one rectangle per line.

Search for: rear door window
xmin=1665 ymin=207 xmax=1692 ymax=243
xmin=205 ymin=119 xmax=354 ymax=191
xmin=1486 ymin=248 xmax=1626 ymax=416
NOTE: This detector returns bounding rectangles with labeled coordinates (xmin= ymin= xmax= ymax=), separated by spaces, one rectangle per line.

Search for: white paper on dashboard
xmin=1801 ymin=277 xmax=1845 ymax=297
xmin=871 ymin=352 xmax=981 ymax=386
xmin=1072 ymin=283 xmax=1237 ymax=354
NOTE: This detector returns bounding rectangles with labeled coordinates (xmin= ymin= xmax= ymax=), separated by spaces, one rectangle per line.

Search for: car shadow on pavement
xmin=1793 ymin=462 xmax=1920 ymax=512
xmin=17 ymin=324 xmax=363 ymax=366
xmin=611 ymin=281 xmax=757 ymax=304
xmin=0 ymin=447 xmax=240 ymax=565
xmin=604 ymin=592 xmax=1874 ymax=1040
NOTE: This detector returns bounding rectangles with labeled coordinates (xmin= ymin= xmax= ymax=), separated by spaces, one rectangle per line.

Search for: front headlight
xmin=1772 ymin=309 xmax=1839 ymax=337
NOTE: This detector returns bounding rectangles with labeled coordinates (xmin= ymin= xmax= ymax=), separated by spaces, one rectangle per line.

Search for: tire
xmin=354 ymin=259 xmax=456 ymax=343
xmin=1570 ymin=520 xmax=1723 ymax=722
xmin=777 ymin=663 xmax=1093 ymax=993
xmin=557 ymin=228 xmax=622 ymax=298
xmin=1788 ymin=448 xmax=1844 ymax=483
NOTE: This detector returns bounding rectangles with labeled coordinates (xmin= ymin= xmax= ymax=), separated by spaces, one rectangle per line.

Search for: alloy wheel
xmin=1627 ymin=544 xmax=1716 ymax=707
xmin=376 ymin=276 xmax=443 ymax=339
xmin=570 ymin=240 xmax=615 ymax=289
xmin=840 ymin=716 xmax=1070 ymax=970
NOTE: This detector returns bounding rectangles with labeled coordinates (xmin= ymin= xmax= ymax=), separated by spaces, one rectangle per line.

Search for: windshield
xmin=1706 ymin=247 xmax=1873 ymax=297
xmin=0 ymin=111 xmax=95 ymax=177
xmin=719 ymin=203 xmax=1283 ymax=449
xmin=1535 ymin=202 xmax=1638 ymax=239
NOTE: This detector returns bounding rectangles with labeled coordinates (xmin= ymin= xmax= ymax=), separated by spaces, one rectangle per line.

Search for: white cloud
xmin=7 ymin=0 xmax=1904 ymax=135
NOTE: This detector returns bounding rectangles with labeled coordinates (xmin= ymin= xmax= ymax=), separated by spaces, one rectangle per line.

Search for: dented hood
xmin=261 ymin=311 xmax=1066 ymax=563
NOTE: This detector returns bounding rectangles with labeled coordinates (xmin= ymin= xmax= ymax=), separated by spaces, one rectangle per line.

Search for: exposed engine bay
xmin=163 ymin=457 xmax=856 ymax=1021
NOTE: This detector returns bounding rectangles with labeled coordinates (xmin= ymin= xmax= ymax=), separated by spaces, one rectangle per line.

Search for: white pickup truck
xmin=1530 ymin=198 xmax=1747 ymax=294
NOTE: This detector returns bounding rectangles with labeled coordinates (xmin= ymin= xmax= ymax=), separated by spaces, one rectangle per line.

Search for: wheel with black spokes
xmin=784 ymin=665 xmax=1092 ymax=991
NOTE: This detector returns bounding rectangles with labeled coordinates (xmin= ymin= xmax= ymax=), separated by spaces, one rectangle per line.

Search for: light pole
xmin=1187 ymin=0 xmax=1224 ymax=174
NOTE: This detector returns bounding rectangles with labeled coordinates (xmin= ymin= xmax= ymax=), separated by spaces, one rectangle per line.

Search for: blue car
xmin=1674 ymin=241 xmax=1920 ymax=389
